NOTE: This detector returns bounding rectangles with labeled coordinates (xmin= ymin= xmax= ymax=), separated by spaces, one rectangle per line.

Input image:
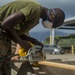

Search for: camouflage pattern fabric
xmin=0 ymin=28 xmax=11 ymax=75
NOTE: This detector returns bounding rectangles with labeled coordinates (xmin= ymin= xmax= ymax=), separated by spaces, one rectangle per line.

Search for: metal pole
xmin=72 ymin=45 xmax=74 ymax=54
xmin=52 ymin=28 xmax=55 ymax=45
xmin=50 ymin=29 xmax=52 ymax=45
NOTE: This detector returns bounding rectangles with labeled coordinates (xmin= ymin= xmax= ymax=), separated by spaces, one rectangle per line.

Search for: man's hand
xmin=21 ymin=40 xmax=32 ymax=51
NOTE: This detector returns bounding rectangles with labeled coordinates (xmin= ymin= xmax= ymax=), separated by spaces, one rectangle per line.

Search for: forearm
xmin=20 ymin=34 xmax=38 ymax=44
xmin=20 ymin=34 xmax=44 ymax=48
xmin=5 ymin=28 xmax=31 ymax=50
xmin=8 ymin=28 xmax=23 ymax=45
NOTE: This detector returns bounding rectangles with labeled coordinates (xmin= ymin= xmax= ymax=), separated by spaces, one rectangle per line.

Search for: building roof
xmin=63 ymin=17 xmax=75 ymax=26
xmin=57 ymin=17 xmax=75 ymax=30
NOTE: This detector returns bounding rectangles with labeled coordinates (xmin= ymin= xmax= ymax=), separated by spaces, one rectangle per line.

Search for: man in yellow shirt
xmin=0 ymin=0 xmax=65 ymax=75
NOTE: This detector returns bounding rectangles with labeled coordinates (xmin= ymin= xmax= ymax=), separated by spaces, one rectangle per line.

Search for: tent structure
xmin=57 ymin=17 xmax=75 ymax=30
xmin=51 ymin=17 xmax=75 ymax=45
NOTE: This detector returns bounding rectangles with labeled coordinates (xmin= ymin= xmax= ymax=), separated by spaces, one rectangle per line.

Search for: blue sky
xmin=0 ymin=0 xmax=75 ymax=34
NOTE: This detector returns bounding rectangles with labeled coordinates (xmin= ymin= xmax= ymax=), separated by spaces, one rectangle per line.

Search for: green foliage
xmin=44 ymin=35 xmax=75 ymax=47
xmin=43 ymin=36 xmax=50 ymax=44
xmin=45 ymin=36 xmax=50 ymax=42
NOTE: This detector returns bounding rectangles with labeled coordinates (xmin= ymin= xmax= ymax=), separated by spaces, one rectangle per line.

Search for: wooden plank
xmin=38 ymin=61 xmax=75 ymax=70
xmin=12 ymin=60 xmax=75 ymax=71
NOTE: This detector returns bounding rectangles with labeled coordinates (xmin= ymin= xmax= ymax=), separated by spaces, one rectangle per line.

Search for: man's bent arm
xmin=1 ymin=11 xmax=31 ymax=50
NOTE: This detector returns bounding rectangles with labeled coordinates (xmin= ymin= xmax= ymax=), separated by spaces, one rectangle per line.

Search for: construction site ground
xmin=11 ymin=53 xmax=75 ymax=75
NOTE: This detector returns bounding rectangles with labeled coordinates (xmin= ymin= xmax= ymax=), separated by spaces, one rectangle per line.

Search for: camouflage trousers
xmin=0 ymin=28 xmax=11 ymax=75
